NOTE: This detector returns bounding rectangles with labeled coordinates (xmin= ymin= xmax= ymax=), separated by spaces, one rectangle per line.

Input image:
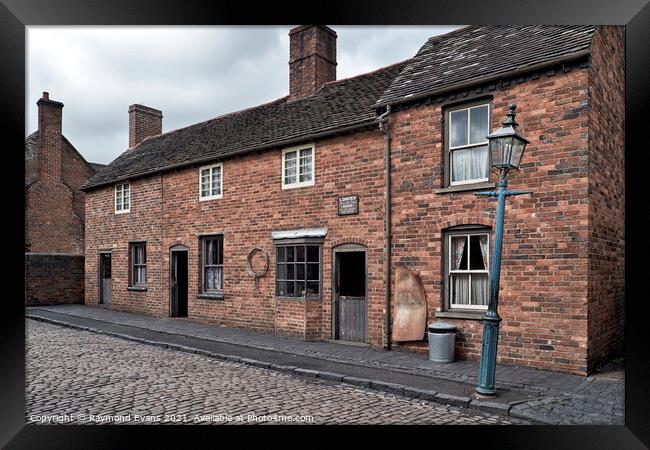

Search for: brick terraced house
xmin=81 ymin=25 xmax=624 ymax=375
xmin=25 ymin=92 xmax=106 ymax=305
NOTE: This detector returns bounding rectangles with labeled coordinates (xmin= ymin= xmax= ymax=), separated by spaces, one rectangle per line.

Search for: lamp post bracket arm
xmin=504 ymin=190 xmax=533 ymax=196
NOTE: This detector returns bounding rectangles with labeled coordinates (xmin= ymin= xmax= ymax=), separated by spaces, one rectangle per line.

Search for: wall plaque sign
xmin=337 ymin=195 xmax=359 ymax=216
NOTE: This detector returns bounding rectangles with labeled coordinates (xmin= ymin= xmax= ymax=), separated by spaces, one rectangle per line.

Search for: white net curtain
xmin=450 ymin=234 xmax=489 ymax=307
xmin=204 ymin=237 xmax=223 ymax=291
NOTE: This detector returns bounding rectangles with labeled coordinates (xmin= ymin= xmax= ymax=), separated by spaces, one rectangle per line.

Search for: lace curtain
xmin=452 ymin=146 xmax=489 ymax=182
xmin=452 ymin=236 xmax=466 ymax=270
xmin=133 ymin=245 xmax=145 ymax=285
xmin=451 ymin=234 xmax=489 ymax=306
xmin=205 ymin=267 xmax=223 ymax=290
xmin=204 ymin=238 xmax=223 ymax=291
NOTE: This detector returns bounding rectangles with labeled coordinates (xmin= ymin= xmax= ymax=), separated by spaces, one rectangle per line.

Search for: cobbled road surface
xmin=26 ymin=320 xmax=526 ymax=425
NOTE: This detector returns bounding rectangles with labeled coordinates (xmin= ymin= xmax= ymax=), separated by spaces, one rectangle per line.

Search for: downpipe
xmin=378 ymin=105 xmax=392 ymax=350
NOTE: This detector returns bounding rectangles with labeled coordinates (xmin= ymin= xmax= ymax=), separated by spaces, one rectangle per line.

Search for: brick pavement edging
xmin=26 ymin=315 xmax=547 ymax=424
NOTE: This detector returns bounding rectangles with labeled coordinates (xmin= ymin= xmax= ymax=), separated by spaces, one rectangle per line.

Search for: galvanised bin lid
xmin=427 ymin=321 xmax=456 ymax=333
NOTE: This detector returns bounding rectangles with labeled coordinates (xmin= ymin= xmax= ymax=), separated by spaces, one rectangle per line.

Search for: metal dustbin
xmin=428 ymin=322 xmax=456 ymax=363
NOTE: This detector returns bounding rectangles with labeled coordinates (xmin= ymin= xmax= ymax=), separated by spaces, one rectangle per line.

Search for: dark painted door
xmin=334 ymin=250 xmax=367 ymax=343
xmin=170 ymin=251 xmax=188 ymax=317
xmin=100 ymin=253 xmax=112 ymax=305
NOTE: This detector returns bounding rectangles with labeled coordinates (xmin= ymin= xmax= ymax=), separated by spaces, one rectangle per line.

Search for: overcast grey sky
xmin=27 ymin=26 xmax=460 ymax=164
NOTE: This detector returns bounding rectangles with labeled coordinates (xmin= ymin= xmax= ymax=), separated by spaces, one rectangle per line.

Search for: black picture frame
xmin=5 ymin=0 xmax=649 ymax=447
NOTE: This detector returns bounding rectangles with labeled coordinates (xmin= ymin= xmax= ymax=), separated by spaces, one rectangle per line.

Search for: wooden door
xmin=99 ymin=253 xmax=112 ymax=305
xmin=333 ymin=248 xmax=367 ymax=343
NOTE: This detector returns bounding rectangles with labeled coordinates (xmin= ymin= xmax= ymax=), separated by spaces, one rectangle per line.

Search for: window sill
xmin=434 ymin=181 xmax=495 ymax=194
xmin=281 ymin=182 xmax=315 ymax=191
xmin=199 ymin=195 xmax=222 ymax=202
xmin=275 ymin=296 xmax=321 ymax=301
xmin=435 ymin=310 xmax=485 ymax=320
xmin=127 ymin=286 xmax=147 ymax=292
xmin=197 ymin=292 xmax=224 ymax=300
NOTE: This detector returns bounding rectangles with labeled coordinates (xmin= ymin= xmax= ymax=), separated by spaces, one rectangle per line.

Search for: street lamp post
xmin=475 ymin=104 xmax=531 ymax=396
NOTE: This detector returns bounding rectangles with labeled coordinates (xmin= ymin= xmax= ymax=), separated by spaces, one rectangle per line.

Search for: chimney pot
xmin=42 ymin=91 xmax=49 ymax=100
xmin=288 ymin=25 xmax=337 ymax=101
xmin=128 ymin=104 xmax=163 ymax=149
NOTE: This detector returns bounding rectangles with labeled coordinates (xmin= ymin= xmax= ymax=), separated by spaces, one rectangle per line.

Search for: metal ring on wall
xmin=247 ymin=247 xmax=269 ymax=278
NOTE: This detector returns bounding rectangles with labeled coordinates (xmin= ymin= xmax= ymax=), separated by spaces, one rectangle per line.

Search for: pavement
xmin=25 ymin=304 xmax=624 ymax=425
xmin=26 ymin=320 xmax=523 ymax=425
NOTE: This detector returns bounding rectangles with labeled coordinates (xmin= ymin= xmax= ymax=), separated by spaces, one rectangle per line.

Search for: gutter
xmin=374 ymin=50 xmax=591 ymax=109
xmin=80 ymin=120 xmax=377 ymax=191
xmin=377 ymin=105 xmax=392 ymax=351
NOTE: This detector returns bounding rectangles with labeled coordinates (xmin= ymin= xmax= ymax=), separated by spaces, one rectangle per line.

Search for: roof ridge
xmin=421 ymin=25 xmax=592 ymax=47
xmin=129 ymin=95 xmax=290 ymax=152
xmin=376 ymin=25 xmax=597 ymax=107
xmin=319 ymin=58 xmax=411 ymax=89
xmin=128 ymin=60 xmax=410 ymax=153
xmin=25 ymin=129 xmax=97 ymax=173
xmin=422 ymin=25 xmax=477 ymax=45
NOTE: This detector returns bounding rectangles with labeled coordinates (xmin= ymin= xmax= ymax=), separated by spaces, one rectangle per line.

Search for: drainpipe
xmin=378 ymin=105 xmax=392 ymax=350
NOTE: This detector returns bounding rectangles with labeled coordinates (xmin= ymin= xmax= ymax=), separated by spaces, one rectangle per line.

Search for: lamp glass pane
xmin=490 ymin=136 xmax=516 ymax=168
xmin=510 ymin=137 xmax=526 ymax=169
xmin=489 ymin=138 xmax=504 ymax=168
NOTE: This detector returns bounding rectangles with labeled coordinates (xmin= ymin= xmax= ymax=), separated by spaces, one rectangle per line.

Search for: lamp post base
xmin=476 ymin=315 xmax=502 ymax=396
xmin=475 ymin=386 xmax=497 ymax=396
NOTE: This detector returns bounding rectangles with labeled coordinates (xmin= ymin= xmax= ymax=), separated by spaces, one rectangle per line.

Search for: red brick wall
xmin=25 ymin=137 xmax=95 ymax=255
xmin=389 ymin=64 xmax=592 ymax=374
xmin=128 ymin=104 xmax=162 ymax=149
xmin=25 ymin=254 xmax=84 ymax=305
xmin=37 ymin=99 xmax=63 ymax=184
xmin=25 ymin=95 xmax=97 ymax=306
xmin=587 ymin=26 xmax=625 ymax=371
xmin=85 ymin=131 xmax=387 ymax=344
xmin=83 ymin=28 xmax=624 ymax=375
xmin=289 ymin=26 xmax=337 ymax=101
xmin=84 ymin=175 xmax=164 ymax=316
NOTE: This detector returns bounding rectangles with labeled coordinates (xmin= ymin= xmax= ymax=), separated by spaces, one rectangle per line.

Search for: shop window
xmin=275 ymin=243 xmax=321 ymax=298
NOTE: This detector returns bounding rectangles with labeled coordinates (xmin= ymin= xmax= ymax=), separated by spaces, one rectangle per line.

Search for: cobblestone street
xmin=26 ymin=320 xmax=525 ymax=425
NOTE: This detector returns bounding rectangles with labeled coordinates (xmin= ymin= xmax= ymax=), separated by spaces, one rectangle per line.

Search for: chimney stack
xmin=128 ymin=104 xmax=163 ymax=149
xmin=288 ymin=25 xmax=337 ymax=101
xmin=37 ymin=91 xmax=64 ymax=184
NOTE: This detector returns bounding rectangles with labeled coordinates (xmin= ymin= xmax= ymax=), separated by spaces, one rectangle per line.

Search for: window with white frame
xmin=129 ymin=242 xmax=146 ymax=287
xmin=199 ymin=164 xmax=222 ymax=200
xmin=447 ymin=102 xmax=490 ymax=185
xmin=446 ymin=230 xmax=490 ymax=309
xmin=201 ymin=235 xmax=223 ymax=294
xmin=282 ymin=145 xmax=314 ymax=188
xmin=115 ymin=182 xmax=130 ymax=213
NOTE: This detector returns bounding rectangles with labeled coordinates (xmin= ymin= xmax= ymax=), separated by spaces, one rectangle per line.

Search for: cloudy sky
xmin=27 ymin=26 xmax=460 ymax=164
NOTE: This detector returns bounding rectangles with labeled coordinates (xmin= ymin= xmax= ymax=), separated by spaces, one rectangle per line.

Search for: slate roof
xmin=375 ymin=25 xmax=596 ymax=107
xmin=24 ymin=130 xmax=102 ymax=175
xmin=89 ymin=162 xmax=108 ymax=173
xmin=25 ymin=131 xmax=38 ymax=155
xmin=81 ymin=61 xmax=409 ymax=190
xmin=82 ymin=25 xmax=600 ymax=191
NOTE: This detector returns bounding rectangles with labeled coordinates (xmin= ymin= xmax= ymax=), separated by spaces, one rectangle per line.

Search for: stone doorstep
xmin=26 ymin=314 xmax=546 ymax=424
